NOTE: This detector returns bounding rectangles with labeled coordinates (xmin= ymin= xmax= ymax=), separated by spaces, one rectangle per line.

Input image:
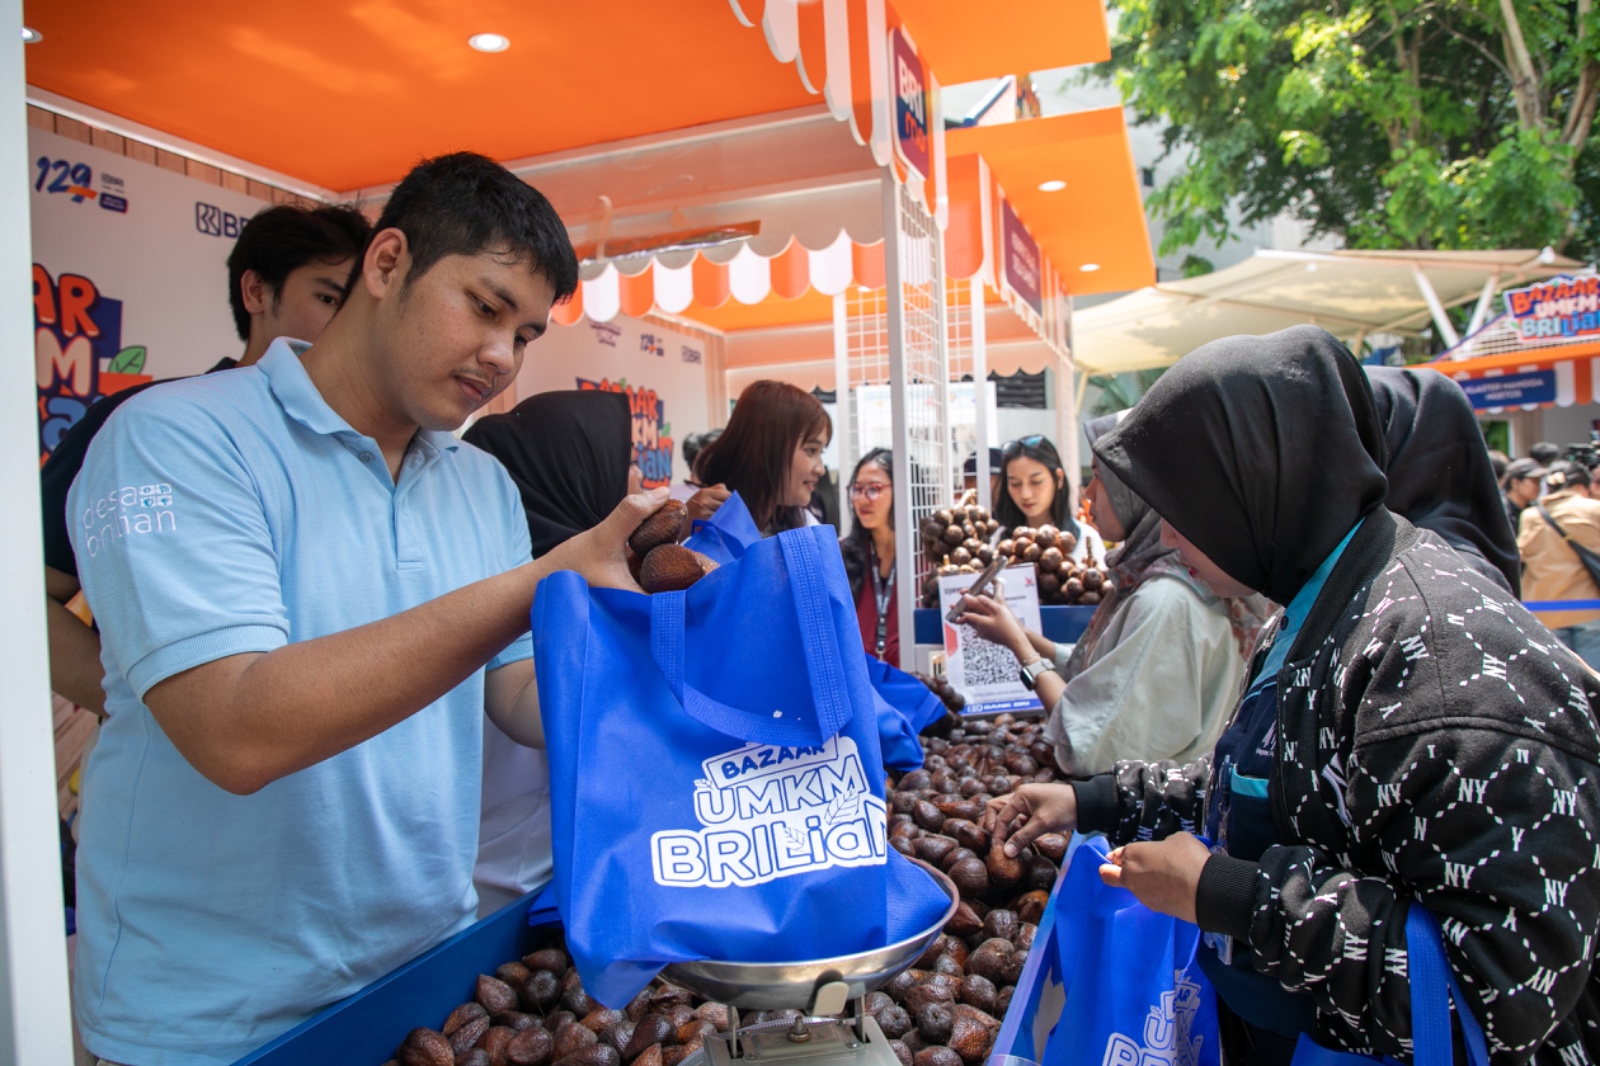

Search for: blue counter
xmin=233 ymin=892 xmax=551 ymax=1066
xmin=914 ymin=605 xmax=1096 ymax=646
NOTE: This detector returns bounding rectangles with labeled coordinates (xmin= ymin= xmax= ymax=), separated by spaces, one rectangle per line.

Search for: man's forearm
xmin=45 ymin=596 xmax=106 ymax=714
xmin=147 ymin=558 xmax=551 ymax=794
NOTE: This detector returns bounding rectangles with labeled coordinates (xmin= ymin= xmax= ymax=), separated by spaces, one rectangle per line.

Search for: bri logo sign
xmin=576 ymin=375 xmax=674 ymax=489
xmin=651 ymin=736 xmax=888 ymax=889
xmin=33 ymin=265 xmax=150 ymax=458
xmin=890 ymin=28 xmax=929 ymax=180
xmin=1505 ymin=274 xmax=1600 ymax=344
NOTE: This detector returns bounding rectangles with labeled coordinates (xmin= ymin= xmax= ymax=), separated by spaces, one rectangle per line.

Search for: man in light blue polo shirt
xmin=67 ymin=152 xmax=668 ymax=1066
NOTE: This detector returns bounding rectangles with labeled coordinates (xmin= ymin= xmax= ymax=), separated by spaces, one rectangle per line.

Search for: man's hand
xmin=687 ymin=483 xmax=730 ymax=524
xmin=1100 ymin=833 xmax=1211 ymax=923
xmin=982 ymin=783 xmax=1078 ymax=857
xmin=955 ymin=593 xmax=1031 ymax=662
xmin=542 ymin=487 xmax=673 ymax=591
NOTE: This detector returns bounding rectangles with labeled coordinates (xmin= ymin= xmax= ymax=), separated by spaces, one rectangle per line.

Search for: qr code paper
xmin=955 ymin=624 xmax=1019 ymax=686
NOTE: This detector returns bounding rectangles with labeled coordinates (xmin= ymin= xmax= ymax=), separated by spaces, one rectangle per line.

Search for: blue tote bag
xmin=533 ymin=526 xmax=951 ymax=1008
xmin=998 ymin=836 xmax=1487 ymax=1066
xmin=865 ymin=659 xmax=948 ymax=772
xmin=682 ymin=490 xmax=763 ymax=565
xmin=681 ymin=492 xmax=945 ymax=768
xmin=1040 ymin=836 xmax=1221 ymax=1066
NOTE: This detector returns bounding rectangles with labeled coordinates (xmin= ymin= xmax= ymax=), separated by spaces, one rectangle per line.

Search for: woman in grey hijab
xmin=958 ymin=412 xmax=1273 ymax=776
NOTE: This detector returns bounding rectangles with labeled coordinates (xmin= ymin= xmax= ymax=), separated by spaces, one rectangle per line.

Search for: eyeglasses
xmin=849 ymin=482 xmax=891 ymax=501
xmin=1001 ymin=434 xmax=1047 ymax=456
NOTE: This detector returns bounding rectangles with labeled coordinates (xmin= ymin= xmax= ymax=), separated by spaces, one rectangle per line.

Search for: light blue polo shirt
xmin=67 ymin=339 xmax=534 ymax=1066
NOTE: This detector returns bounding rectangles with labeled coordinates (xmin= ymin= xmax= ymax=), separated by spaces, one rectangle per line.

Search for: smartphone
xmin=944 ymin=554 xmax=1008 ymax=623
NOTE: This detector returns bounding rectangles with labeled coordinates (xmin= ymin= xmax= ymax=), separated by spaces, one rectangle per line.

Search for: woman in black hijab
xmin=463 ymin=390 xmax=635 ymax=556
xmin=983 ymin=327 xmax=1600 ymax=1066
xmin=1366 ymin=366 xmax=1520 ymax=595
xmin=462 ymin=389 xmax=635 ymax=914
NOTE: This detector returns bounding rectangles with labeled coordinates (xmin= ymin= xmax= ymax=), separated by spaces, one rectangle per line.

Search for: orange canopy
xmin=946 ymin=107 xmax=1153 ymax=296
xmin=28 ymin=0 xmax=1115 ymax=195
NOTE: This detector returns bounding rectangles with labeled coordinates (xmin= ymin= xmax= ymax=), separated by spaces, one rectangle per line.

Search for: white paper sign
xmin=937 ymin=564 xmax=1045 ymax=717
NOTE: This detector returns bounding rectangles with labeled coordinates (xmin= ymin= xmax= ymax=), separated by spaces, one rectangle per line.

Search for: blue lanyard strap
xmin=1407 ymin=905 xmax=1489 ymax=1066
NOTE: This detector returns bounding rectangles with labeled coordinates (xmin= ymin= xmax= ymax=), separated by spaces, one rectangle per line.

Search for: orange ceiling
xmin=891 ymin=0 xmax=1110 ymax=83
xmin=947 ymin=107 xmax=1154 ymax=296
xmin=23 ymin=0 xmax=817 ymax=191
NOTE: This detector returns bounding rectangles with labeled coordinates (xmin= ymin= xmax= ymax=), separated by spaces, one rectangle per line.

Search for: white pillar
xmin=883 ymin=173 xmax=918 ymax=663
xmin=1412 ymin=265 xmax=1460 ymax=349
xmin=0 ymin=1 xmax=76 ymax=1058
xmin=968 ymin=278 xmax=992 ymax=512
xmin=832 ymin=292 xmax=852 ymax=536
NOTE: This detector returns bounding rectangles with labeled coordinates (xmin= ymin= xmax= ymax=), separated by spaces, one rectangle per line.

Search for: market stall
xmin=6 ymin=0 xmax=1153 ymax=1060
xmin=1429 ymin=271 xmax=1600 ymax=453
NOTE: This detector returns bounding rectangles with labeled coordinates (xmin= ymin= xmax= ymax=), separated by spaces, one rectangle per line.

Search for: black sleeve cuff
xmin=1195 ymin=854 xmax=1258 ymax=943
xmin=1071 ymin=774 xmax=1120 ymax=836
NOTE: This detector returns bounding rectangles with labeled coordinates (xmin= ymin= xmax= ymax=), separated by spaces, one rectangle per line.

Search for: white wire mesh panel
xmin=843 ymin=286 xmax=891 ymax=472
xmin=888 ymin=183 xmax=952 ymax=589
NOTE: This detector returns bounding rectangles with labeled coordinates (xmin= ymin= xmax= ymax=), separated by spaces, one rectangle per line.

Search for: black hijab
xmin=463 ymin=390 xmax=633 ymax=557
xmin=1093 ymin=326 xmax=1388 ymax=606
xmin=1365 ymin=366 xmax=1520 ymax=595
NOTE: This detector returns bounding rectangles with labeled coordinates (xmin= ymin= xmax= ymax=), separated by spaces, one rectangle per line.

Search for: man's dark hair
xmin=682 ymin=428 xmax=723 ymax=474
xmin=227 ymin=204 xmax=372 ymax=341
xmin=357 ymin=152 xmax=579 ymax=304
xmin=1530 ymin=441 xmax=1561 ymax=465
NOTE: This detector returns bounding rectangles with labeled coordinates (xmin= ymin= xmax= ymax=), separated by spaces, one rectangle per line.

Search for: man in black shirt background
xmin=41 ymin=203 xmax=371 ymax=713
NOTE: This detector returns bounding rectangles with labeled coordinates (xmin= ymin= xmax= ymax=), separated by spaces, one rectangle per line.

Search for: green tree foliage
xmin=1105 ymin=0 xmax=1600 ymax=256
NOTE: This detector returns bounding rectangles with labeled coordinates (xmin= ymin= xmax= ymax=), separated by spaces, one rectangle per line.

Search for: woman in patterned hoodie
xmin=982 ymin=327 xmax=1600 ymax=1066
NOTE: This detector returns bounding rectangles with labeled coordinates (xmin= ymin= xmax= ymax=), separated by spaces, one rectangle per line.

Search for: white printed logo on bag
xmin=1101 ymin=972 xmax=1206 ymax=1066
xmin=651 ymin=736 xmax=888 ymax=888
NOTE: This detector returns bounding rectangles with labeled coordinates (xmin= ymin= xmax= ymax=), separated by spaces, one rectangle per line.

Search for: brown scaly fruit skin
xmin=639 ymin=545 xmax=717 ymax=594
xmin=628 ymin=500 xmax=689 ymax=555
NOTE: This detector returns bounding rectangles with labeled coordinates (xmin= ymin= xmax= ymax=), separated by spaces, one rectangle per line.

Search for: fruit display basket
xmin=912 ymin=606 xmax=1096 ymax=647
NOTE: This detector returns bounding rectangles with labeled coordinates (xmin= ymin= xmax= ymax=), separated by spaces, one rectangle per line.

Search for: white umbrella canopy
xmin=1072 ymin=248 xmax=1587 ymax=376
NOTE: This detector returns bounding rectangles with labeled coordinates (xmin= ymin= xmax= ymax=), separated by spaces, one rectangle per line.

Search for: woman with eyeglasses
xmin=694 ymin=380 xmax=832 ymax=536
xmin=994 ymin=434 xmax=1106 ymax=566
xmin=841 ymin=448 xmax=900 ymax=665
xmin=978 ymin=328 xmax=1600 ymax=1066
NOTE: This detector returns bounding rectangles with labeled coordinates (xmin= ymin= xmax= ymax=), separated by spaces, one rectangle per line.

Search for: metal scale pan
xmin=663 ymin=861 xmax=960 ymax=1066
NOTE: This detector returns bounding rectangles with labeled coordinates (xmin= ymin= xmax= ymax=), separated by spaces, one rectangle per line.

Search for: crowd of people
xmin=31 ymin=149 xmax=1600 ymax=1066
xmin=1492 ymin=440 xmax=1600 ymax=669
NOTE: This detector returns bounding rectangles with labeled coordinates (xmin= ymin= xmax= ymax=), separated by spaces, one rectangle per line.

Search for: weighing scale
xmin=662 ymin=861 xmax=960 ymax=1066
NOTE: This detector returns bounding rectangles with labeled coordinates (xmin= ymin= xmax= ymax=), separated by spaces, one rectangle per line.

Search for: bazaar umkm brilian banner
xmin=30 ymin=127 xmax=268 ymax=461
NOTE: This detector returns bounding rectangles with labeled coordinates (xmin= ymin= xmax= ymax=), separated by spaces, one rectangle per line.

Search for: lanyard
xmin=870 ymin=551 xmax=895 ymax=659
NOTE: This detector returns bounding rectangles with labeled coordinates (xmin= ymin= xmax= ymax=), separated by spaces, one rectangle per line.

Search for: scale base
xmin=684 ymin=1017 xmax=900 ymax=1066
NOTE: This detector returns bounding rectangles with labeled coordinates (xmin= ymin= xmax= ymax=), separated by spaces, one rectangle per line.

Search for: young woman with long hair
xmin=693 ymin=380 xmax=832 ymax=536
xmin=840 ymin=448 xmax=900 ymax=665
xmin=993 ymin=434 xmax=1106 ymax=565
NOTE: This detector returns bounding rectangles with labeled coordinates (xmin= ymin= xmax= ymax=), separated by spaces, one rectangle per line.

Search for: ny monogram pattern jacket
xmin=1073 ymin=510 xmax=1600 ymax=1065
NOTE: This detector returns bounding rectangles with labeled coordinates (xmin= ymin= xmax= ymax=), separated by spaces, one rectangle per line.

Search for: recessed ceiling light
xmin=21 ymin=27 xmax=41 ymax=44
xmin=468 ymin=32 xmax=510 ymax=53
xmin=1079 ymin=263 xmax=1101 ymax=273
xmin=1038 ymin=180 xmax=1066 ymax=192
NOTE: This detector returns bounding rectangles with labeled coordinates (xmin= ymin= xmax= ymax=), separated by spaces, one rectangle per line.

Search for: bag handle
xmin=1406 ymin=905 xmax=1489 ymax=1066
xmin=651 ymin=528 xmax=855 ymax=746
xmin=1535 ymin=503 xmax=1600 ymax=592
